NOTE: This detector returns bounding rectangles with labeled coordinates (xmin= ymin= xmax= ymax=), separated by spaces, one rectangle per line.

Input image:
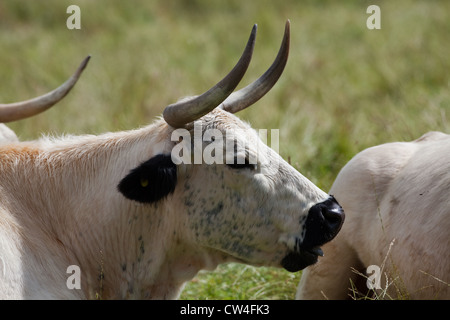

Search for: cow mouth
xmin=281 ymin=246 xmax=324 ymax=272
xmin=280 ymin=195 xmax=345 ymax=272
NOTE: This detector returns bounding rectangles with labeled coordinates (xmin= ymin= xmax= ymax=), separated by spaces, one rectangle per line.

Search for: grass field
xmin=1 ymin=1 xmax=448 ymax=299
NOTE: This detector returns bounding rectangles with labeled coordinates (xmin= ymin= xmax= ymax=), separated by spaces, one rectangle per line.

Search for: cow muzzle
xmin=281 ymin=195 xmax=345 ymax=272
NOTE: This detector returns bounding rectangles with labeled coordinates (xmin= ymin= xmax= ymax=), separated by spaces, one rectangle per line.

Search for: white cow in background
xmin=297 ymin=131 xmax=450 ymax=299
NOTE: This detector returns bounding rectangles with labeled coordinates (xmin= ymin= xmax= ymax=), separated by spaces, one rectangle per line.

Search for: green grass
xmin=1 ymin=0 xmax=449 ymax=299
xmin=181 ymin=263 xmax=301 ymax=300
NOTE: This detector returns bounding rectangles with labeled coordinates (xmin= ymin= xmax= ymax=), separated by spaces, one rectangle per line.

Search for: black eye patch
xmin=118 ymin=154 xmax=177 ymax=203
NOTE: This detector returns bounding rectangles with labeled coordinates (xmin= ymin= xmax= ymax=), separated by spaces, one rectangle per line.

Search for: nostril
xmin=322 ymin=197 xmax=345 ymax=230
xmin=322 ymin=207 xmax=343 ymax=233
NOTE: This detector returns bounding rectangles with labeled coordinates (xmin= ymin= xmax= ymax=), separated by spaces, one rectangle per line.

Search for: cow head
xmin=118 ymin=21 xmax=344 ymax=272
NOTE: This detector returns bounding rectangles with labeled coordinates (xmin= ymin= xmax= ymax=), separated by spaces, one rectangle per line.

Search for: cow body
xmin=297 ymin=131 xmax=450 ymax=300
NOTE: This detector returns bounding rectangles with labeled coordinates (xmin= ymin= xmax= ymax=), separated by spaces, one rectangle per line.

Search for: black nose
xmin=301 ymin=195 xmax=345 ymax=249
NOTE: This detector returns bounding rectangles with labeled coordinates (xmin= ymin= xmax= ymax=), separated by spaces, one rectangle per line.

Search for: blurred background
xmin=1 ymin=0 xmax=448 ymax=299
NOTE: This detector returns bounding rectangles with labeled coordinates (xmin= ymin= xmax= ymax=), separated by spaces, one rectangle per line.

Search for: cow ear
xmin=118 ymin=154 xmax=177 ymax=203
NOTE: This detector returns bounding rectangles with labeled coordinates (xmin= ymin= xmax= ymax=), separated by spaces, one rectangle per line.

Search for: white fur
xmin=296 ymin=131 xmax=450 ymax=300
xmin=0 ymin=124 xmax=19 ymax=144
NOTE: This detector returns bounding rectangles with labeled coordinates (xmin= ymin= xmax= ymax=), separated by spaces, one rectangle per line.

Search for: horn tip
xmin=250 ymin=24 xmax=258 ymax=39
xmin=285 ymin=20 xmax=291 ymax=34
xmin=79 ymin=55 xmax=91 ymax=72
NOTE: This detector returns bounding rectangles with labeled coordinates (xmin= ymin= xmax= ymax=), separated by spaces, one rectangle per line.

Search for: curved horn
xmin=163 ymin=25 xmax=257 ymax=128
xmin=0 ymin=56 xmax=90 ymax=123
xmin=220 ymin=20 xmax=290 ymax=114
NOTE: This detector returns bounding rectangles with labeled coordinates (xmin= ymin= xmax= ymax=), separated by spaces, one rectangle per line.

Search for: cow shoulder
xmin=414 ymin=131 xmax=448 ymax=143
xmin=329 ymin=140 xmax=417 ymax=249
xmin=331 ymin=141 xmax=416 ymax=211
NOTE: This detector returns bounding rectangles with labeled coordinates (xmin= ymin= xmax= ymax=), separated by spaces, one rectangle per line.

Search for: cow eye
xmin=227 ymin=158 xmax=257 ymax=170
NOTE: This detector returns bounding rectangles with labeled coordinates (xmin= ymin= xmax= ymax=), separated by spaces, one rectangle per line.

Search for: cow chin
xmin=281 ymin=250 xmax=319 ymax=272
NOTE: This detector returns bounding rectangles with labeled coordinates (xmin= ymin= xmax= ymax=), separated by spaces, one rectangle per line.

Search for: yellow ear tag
xmin=140 ymin=178 xmax=149 ymax=188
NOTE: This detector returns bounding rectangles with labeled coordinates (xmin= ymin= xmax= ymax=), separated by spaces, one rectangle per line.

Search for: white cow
xmin=0 ymin=22 xmax=344 ymax=299
xmin=297 ymin=131 xmax=450 ymax=300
